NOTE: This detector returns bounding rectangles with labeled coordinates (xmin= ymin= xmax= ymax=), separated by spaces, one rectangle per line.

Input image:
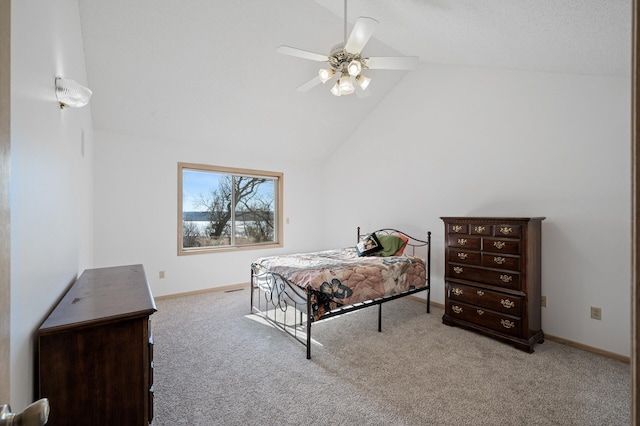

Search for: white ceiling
xmin=78 ymin=0 xmax=631 ymax=163
xmin=314 ymin=0 xmax=631 ymax=76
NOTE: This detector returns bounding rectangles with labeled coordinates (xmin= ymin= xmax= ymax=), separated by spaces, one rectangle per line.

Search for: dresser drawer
xmin=447 ymin=223 xmax=468 ymax=234
xmin=448 ymin=235 xmax=481 ymax=250
xmin=482 ymin=238 xmax=520 ymax=255
xmin=493 ymin=224 xmax=521 ymax=238
xmin=481 ymin=253 xmax=520 ymax=271
xmin=447 ymin=283 xmax=523 ymax=315
xmin=149 ymin=386 xmax=154 ymax=423
xmin=450 ymin=249 xmax=480 ymax=265
xmin=447 ymin=301 xmax=522 ymax=337
xmin=148 ymin=336 xmax=154 ymax=390
xmin=447 ymin=264 xmax=521 ymax=290
xmin=470 ymin=224 xmax=491 ymax=236
xmin=148 ymin=316 xmax=154 ymax=403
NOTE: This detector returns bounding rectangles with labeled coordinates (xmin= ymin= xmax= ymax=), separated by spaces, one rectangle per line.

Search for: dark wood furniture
xmin=440 ymin=217 xmax=544 ymax=352
xmin=38 ymin=264 xmax=156 ymax=425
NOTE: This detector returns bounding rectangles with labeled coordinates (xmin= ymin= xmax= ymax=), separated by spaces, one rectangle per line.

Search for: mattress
xmin=253 ymin=248 xmax=427 ymax=314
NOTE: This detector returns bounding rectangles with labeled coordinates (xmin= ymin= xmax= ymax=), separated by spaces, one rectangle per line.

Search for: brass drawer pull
xmin=452 ymin=305 xmax=463 ymax=314
xmin=493 ymin=241 xmax=505 ymax=249
xmin=494 ymin=257 xmax=505 ymax=265
xmin=457 ymin=252 xmax=468 ymax=260
xmin=452 ymin=225 xmax=463 ymax=233
xmin=476 ymin=290 xmax=485 ymax=296
xmin=477 ymin=309 xmax=485 ymax=315
xmin=452 ymin=288 xmax=463 ymax=296
xmin=474 ymin=226 xmax=486 ymax=233
xmin=501 ymin=299 xmax=515 ymax=309
xmin=499 ymin=274 xmax=513 ymax=283
xmin=457 ymin=238 xmax=468 ymax=246
xmin=500 ymin=227 xmax=513 ymax=235
xmin=453 ymin=267 xmax=463 ymax=274
xmin=501 ymin=319 xmax=515 ymax=329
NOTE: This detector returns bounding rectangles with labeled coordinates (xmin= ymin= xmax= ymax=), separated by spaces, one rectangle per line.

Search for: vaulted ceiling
xmin=78 ymin=0 xmax=631 ymax=163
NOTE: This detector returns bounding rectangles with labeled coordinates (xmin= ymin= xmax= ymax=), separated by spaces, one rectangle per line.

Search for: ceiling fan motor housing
xmin=328 ymin=43 xmax=366 ymax=74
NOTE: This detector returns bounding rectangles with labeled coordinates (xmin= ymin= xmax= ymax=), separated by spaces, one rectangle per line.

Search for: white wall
xmin=322 ymin=63 xmax=631 ymax=356
xmin=93 ymin=130 xmax=325 ymax=297
xmin=10 ymin=0 xmax=94 ymax=411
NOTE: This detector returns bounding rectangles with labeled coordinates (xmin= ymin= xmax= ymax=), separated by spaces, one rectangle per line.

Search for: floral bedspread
xmin=253 ymin=248 xmax=427 ymax=320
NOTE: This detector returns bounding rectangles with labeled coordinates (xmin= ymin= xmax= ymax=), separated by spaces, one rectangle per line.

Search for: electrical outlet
xmin=541 ymin=296 xmax=547 ymax=307
xmin=590 ymin=306 xmax=602 ymax=320
xmin=159 ymin=270 xmax=165 ymax=279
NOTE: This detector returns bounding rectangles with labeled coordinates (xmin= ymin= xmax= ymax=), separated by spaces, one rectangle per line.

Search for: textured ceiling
xmin=78 ymin=0 xmax=631 ymax=163
xmin=313 ymin=0 xmax=631 ymax=76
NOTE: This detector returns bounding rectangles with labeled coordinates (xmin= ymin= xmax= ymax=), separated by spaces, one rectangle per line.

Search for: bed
xmin=250 ymin=227 xmax=431 ymax=359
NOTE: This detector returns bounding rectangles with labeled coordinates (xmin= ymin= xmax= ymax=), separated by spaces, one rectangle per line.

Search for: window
xmin=178 ymin=162 xmax=283 ymax=255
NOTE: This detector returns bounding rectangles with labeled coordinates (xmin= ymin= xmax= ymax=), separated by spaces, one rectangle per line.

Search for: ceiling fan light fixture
xmin=356 ymin=74 xmax=371 ymax=90
xmin=338 ymin=73 xmax=355 ymax=95
xmin=277 ymin=0 xmax=418 ymax=98
xmin=330 ymin=81 xmax=342 ymax=96
xmin=347 ymin=59 xmax=362 ymax=76
xmin=318 ymin=68 xmax=334 ymax=83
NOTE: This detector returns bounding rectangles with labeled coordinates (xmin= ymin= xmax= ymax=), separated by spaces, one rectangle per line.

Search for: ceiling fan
xmin=277 ymin=0 xmax=419 ymax=97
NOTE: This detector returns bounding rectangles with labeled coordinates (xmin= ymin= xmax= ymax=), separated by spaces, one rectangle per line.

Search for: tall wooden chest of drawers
xmin=38 ymin=264 xmax=157 ymax=425
xmin=441 ymin=217 xmax=544 ymax=352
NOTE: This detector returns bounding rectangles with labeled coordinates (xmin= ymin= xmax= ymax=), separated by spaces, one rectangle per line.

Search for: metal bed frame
xmin=250 ymin=228 xmax=431 ymax=359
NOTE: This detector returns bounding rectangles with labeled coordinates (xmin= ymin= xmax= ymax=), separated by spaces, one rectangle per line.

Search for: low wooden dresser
xmin=440 ymin=217 xmax=544 ymax=352
xmin=38 ymin=264 xmax=157 ymax=425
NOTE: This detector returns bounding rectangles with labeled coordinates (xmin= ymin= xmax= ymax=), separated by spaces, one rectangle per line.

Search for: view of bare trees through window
xmin=180 ymin=164 xmax=280 ymax=252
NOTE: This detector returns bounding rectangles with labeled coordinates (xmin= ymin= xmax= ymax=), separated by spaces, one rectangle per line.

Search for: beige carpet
xmin=151 ymin=287 xmax=630 ymax=425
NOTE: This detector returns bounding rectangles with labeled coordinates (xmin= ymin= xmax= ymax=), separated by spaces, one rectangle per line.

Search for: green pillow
xmin=374 ymin=234 xmax=406 ymax=257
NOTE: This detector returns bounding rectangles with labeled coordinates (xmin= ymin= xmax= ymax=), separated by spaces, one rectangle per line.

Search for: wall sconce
xmin=55 ymin=77 xmax=92 ymax=109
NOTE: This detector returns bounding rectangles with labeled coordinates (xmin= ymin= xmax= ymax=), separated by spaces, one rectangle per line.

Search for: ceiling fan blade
xmin=365 ymin=56 xmax=419 ymax=70
xmin=276 ymin=45 xmax=329 ymax=62
xmin=344 ymin=17 xmax=379 ymax=54
xmin=296 ymin=76 xmax=323 ymax=92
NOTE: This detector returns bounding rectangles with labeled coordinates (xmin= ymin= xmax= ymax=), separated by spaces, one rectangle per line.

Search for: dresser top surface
xmin=441 ymin=217 xmax=546 ymax=222
xmin=39 ymin=264 xmax=157 ymax=333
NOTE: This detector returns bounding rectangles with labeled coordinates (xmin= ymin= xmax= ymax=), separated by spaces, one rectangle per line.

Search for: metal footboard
xmin=250 ymin=263 xmax=310 ymax=348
